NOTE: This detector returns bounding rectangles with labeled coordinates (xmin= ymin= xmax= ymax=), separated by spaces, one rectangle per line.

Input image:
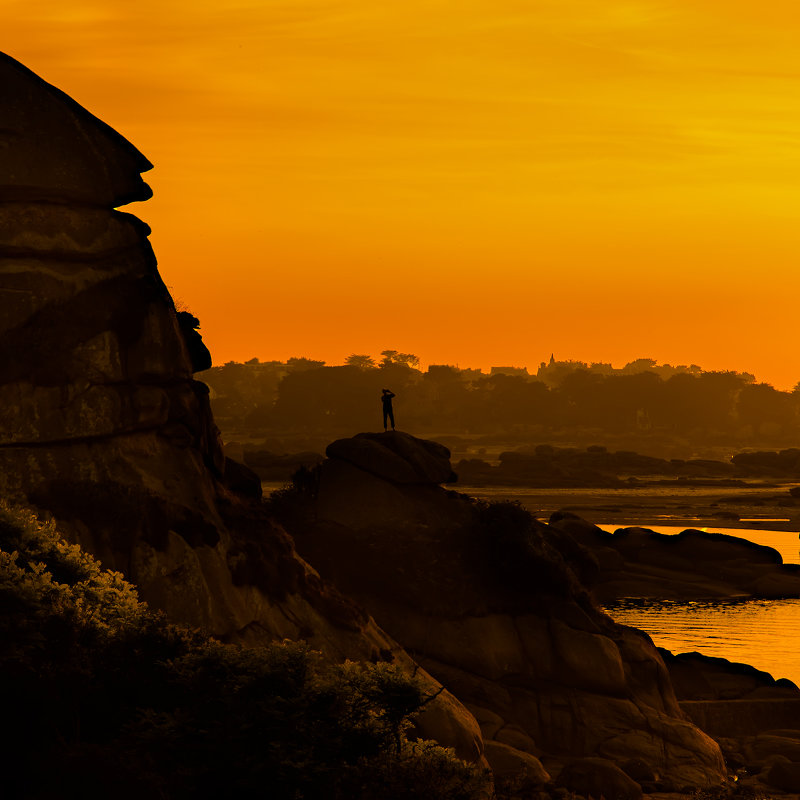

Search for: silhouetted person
xmin=381 ymin=389 xmax=396 ymax=431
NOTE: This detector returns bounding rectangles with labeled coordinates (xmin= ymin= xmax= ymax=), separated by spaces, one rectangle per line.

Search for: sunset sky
xmin=7 ymin=1 xmax=800 ymax=388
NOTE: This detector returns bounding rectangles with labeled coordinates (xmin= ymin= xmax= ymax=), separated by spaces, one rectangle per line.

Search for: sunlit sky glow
xmin=7 ymin=1 xmax=800 ymax=387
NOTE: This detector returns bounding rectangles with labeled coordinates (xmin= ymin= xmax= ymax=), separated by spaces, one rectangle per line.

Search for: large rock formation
xmin=659 ymin=651 xmax=800 ymax=794
xmin=0 ymin=52 xmax=483 ymax=765
xmin=285 ymin=431 xmax=727 ymax=791
xmin=550 ymin=514 xmax=800 ymax=601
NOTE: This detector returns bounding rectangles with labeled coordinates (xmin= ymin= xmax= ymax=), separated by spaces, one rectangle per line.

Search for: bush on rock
xmin=0 ymin=503 xmax=487 ymax=800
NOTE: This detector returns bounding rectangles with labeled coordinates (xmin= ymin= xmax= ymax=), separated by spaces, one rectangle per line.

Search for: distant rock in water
xmin=550 ymin=513 xmax=800 ymax=601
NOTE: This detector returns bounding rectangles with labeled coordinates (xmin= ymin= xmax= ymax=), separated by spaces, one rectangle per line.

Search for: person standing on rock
xmin=381 ymin=389 xmax=396 ymax=431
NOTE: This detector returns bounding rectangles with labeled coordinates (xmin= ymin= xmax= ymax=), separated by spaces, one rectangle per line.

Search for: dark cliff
xmin=0 ymin=52 xmax=483 ymax=764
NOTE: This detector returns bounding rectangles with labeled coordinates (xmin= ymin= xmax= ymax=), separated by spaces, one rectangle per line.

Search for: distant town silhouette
xmin=201 ymin=352 xmax=798 ymax=452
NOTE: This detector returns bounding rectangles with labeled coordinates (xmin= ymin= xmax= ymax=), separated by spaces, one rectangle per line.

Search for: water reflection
xmin=605 ymin=597 xmax=800 ymax=686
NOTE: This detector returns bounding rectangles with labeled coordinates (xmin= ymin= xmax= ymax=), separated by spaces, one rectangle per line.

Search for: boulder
xmin=494 ymin=725 xmax=539 ymax=755
xmin=744 ymin=734 xmax=800 ymax=765
xmin=465 ymin=704 xmax=505 ymax=741
xmin=662 ymin=650 xmax=800 ymax=702
xmin=314 ymin=457 xmax=475 ymax=533
xmin=765 ymin=760 xmax=800 ymax=792
xmin=412 ymin=686 xmax=485 ymax=764
xmin=550 ymin=517 xmax=800 ymax=601
xmin=550 ymin=618 xmax=626 ymax=694
xmin=621 ymin=757 xmax=659 ymax=784
xmin=326 ymin=431 xmax=455 ymax=484
xmin=660 ymin=650 xmax=800 ymax=741
xmin=556 ymin=756 xmax=643 ymax=800
xmin=483 ymin=740 xmax=549 ymax=790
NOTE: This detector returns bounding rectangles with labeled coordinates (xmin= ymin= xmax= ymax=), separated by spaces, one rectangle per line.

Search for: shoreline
xmin=455 ymin=483 xmax=800 ymax=533
xmin=262 ymin=479 xmax=800 ymax=532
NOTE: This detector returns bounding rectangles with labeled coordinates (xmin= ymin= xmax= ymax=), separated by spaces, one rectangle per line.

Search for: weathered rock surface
xmin=550 ymin=513 xmax=800 ymax=601
xmin=556 ymin=756 xmax=643 ymax=800
xmin=764 ymin=757 xmax=800 ymax=792
xmin=483 ymin=740 xmax=549 ymax=791
xmin=657 ymin=648 xmax=800 ymax=792
xmin=286 ymin=433 xmax=727 ymax=789
xmin=663 ymin=650 xmax=800 ymax=704
xmin=0 ymin=56 xmax=152 ymax=207
xmin=0 ymin=52 xmax=484 ymax=766
xmin=326 ymin=431 xmax=456 ymax=484
xmin=0 ymin=51 xmax=232 ymax=626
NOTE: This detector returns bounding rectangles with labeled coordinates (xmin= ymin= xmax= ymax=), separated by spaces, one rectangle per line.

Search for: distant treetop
xmin=345 ymin=354 xmax=377 ymax=369
xmin=286 ymin=357 xmax=326 ymax=370
xmin=380 ymin=350 xmax=420 ymax=368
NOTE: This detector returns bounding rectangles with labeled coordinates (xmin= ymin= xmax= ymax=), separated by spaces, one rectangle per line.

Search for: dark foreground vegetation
xmin=0 ymin=504 xmax=486 ymax=800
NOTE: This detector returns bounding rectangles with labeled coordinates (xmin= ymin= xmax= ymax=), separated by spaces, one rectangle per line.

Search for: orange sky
xmin=6 ymin=1 xmax=800 ymax=388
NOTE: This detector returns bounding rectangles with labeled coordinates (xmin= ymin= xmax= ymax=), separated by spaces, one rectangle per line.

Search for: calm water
xmin=605 ymin=597 xmax=800 ymax=687
xmin=595 ymin=525 xmax=800 ymax=686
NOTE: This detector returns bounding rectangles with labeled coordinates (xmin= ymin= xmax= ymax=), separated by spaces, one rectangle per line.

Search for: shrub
xmin=471 ymin=499 xmax=589 ymax=605
xmin=264 ymin=464 xmax=321 ymax=528
xmin=0 ymin=502 xmax=487 ymax=800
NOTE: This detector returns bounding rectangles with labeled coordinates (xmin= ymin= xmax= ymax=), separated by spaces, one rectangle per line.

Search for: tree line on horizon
xmin=200 ymin=353 xmax=800 ymax=445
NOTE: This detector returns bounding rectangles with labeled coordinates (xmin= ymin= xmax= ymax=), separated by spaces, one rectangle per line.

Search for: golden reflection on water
xmin=598 ymin=526 xmax=800 ymax=686
xmin=605 ymin=598 xmax=800 ymax=686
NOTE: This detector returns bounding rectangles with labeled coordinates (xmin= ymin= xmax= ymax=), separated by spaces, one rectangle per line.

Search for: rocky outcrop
xmin=663 ymin=650 xmax=800 ymax=704
xmin=662 ymin=650 xmax=800 ymax=738
xmin=732 ymin=449 xmax=800 ymax=477
xmin=286 ymin=433 xmax=727 ymax=791
xmin=550 ymin=513 xmax=800 ymax=601
xmin=548 ymin=514 xmax=800 ymax=794
xmin=456 ymin=445 xmax=800 ymax=487
xmin=327 ymin=431 xmax=456 ymax=484
xmin=0 ymin=52 xmax=484 ymax=766
xmin=0 ymin=51 xmax=236 ymax=626
xmin=315 ymin=431 xmax=473 ymax=531
xmin=658 ymin=651 xmax=800 ymax=794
